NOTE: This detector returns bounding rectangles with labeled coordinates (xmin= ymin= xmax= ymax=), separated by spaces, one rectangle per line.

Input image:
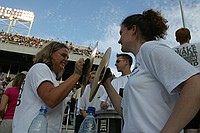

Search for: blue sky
xmin=1 ymin=0 xmax=200 ymax=76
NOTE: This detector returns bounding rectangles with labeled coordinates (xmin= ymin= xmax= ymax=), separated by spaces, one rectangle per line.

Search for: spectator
xmin=77 ymin=71 xmax=106 ymax=132
xmin=102 ymin=9 xmax=200 ymax=132
xmin=0 ymin=31 xmax=104 ymax=57
xmin=173 ymin=27 xmax=200 ymax=133
xmin=73 ymin=86 xmax=83 ymax=133
xmin=12 ymin=41 xmax=85 ymax=133
xmin=100 ymin=53 xmax=132 ymax=110
xmin=4 ymin=71 xmax=27 ymax=91
xmin=0 ymin=73 xmax=26 ymax=133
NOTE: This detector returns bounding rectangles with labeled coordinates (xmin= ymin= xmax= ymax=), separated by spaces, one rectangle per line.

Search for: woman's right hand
xmin=102 ymin=68 xmax=114 ymax=85
xmin=74 ymin=58 xmax=85 ymax=75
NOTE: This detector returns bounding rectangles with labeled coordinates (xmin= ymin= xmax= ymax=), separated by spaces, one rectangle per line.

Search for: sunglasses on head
xmin=116 ymin=59 xmax=125 ymax=63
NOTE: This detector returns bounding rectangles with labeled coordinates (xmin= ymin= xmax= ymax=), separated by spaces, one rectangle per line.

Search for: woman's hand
xmin=100 ymin=101 xmax=110 ymax=110
xmin=74 ymin=58 xmax=85 ymax=75
xmin=102 ymin=68 xmax=114 ymax=86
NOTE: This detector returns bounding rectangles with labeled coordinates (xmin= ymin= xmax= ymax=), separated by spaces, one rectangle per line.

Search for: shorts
xmin=0 ymin=119 xmax=12 ymax=133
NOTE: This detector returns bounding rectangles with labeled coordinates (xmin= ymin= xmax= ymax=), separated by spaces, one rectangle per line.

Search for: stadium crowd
xmin=0 ymin=74 xmax=12 ymax=100
xmin=0 ymin=30 xmax=104 ymax=111
xmin=0 ymin=30 xmax=104 ymax=58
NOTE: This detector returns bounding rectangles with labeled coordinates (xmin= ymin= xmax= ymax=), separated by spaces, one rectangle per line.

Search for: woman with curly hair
xmin=102 ymin=9 xmax=200 ymax=133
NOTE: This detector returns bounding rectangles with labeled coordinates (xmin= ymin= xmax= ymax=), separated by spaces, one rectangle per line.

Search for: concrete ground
xmin=62 ymin=125 xmax=74 ymax=133
xmin=61 ymin=129 xmax=74 ymax=133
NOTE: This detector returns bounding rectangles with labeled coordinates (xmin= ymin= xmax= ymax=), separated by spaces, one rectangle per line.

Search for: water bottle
xmin=28 ymin=106 xmax=48 ymax=133
xmin=78 ymin=106 xmax=97 ymax=133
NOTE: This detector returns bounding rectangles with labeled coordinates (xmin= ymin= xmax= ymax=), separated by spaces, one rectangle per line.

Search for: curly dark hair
xmin=121 ymin=9 xmax=168 ymax=41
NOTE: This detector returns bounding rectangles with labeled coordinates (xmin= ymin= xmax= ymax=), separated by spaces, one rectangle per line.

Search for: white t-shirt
xmin=79 ymin=84 xmax=105 ymax=112
xmin=173 ymin=43 xmax=200 ymax=70
xmin=121 ymin=41 xmax=199 ymax=133
xmin=100 ymin=75 xmax=129 ymax=110
xmin=13 ymin=63 xmax=65 ymax=133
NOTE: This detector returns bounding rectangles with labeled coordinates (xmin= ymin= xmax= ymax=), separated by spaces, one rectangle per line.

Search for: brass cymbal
xmin=81 ymin=42 xmax=98 ymax=95
xmin=89 ymin=47 xmax=111 ymax=102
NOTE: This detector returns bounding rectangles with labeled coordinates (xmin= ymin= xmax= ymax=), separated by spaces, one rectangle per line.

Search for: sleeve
xmin=141 ymin=43 xmax=199 ymax=94
xmin=72 ymin=91 xmax=78 ymax=99
xmin=3 ymin=88 xmax=11 ymax=96
xmin=99 ymin=92 xmax=108 ymax=102
xmin=79 ymin=86 xmax=88 ymax=111
xmin=97 ymin=85 xmax=106 ymax=98
xmin=79 ymin=96 xmax=84 ymax=110
xmin=99 ymin=85 xmax=112 ymax=106
xmin=29 ymin=64 xmax=54 ymax=94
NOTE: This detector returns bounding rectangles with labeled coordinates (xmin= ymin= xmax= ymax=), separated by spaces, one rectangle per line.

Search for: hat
xmin=20 ymin=71 xmax=28 ymax=75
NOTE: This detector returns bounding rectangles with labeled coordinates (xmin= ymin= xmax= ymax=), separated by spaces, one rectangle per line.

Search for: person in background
xmin=100 ymin=53 xmax=132 ymax=110
xmin=13 ymin=41 xmax=85 ymax=133
xmin=0 ymin=73 xmax=26 ymax=133
xmin=73 ymin=87 xmax=83 ymax=133
xmin=4 ymin=71 xmax=28 ymax=90
xmin=2 ymin=77 xmax=12 ymax=89
xmin=102 ymin=9 xmax=200 ymax=133
xmin=0 ymin=81 xmax=4 ymax=101
xmin=173 ymin=27 xmax=200 ymax=133
xmin=0 ymin=73 xmax=4 ymax=101
xmin=79 ymin=71 xmax=106 ymax=118
xmin=75 ymin=71 xmax=106 ymax=133
xmin=175 ymin=27 xmax=191 ymax=45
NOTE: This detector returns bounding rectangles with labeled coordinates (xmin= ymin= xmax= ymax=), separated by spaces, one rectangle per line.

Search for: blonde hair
xmin=33 ymin=41 xmax=68 ymax=70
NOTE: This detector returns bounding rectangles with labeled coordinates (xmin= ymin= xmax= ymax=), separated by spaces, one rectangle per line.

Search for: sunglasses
xmin=58 ymin=52 xmax=69 ymax=59
xmin=116 ymin=59 xmax=125 ymax=63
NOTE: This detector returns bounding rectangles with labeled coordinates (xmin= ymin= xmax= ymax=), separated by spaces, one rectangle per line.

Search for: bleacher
xmin=0 ymin=31 xmax=102 ymax=79
xmin=0 ymin=31 xmax=104 ymax=132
